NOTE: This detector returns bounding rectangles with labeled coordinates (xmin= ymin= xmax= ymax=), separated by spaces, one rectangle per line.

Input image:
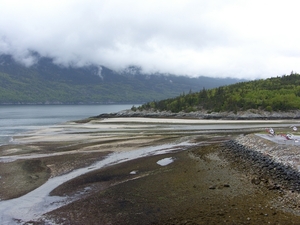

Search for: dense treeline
xmin=137 ymin=73 xmax=300 ymax=113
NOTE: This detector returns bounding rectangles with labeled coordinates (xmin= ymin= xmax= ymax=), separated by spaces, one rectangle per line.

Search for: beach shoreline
xmin=0 ymin=117 xmax=300 ymax=224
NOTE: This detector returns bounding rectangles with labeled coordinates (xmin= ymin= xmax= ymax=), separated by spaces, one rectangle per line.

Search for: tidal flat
xmin=0 ymin=117 xmax=300 ymax=224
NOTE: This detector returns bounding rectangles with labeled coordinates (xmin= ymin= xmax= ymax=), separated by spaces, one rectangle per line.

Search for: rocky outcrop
xmin=94 ymin=109 xmax=300 ymax=120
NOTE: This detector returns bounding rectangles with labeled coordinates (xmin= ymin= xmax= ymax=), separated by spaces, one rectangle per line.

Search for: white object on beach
xmin=130 ymin=170 xmax=138 ymax=175
xmin=156 ymin=157 xmax=174 ymax=166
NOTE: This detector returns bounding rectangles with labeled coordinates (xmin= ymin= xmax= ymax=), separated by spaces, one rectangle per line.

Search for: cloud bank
xmin=1 ymin=0 xmax=300 ymax=79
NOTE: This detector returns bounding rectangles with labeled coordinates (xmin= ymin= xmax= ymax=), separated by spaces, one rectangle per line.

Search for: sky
xmin=0 ymin=0 xmax=300 ymax=80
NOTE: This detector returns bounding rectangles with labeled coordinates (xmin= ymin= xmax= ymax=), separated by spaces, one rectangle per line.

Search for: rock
xmin=222 ymin=135 xmax=300 ymax=195
xmin=29 ymin=174 xmax=39 ymax=180
xmin=251 ymin=177 xmax=261 ymax=185
xmin=209 ymin=185 xmax=217 ymax=189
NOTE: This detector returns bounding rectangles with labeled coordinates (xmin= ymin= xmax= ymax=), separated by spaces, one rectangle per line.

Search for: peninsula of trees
xmin=137 ymin=73 xmax=300 ymax=113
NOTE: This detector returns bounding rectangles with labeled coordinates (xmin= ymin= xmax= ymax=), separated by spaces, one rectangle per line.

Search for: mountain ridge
xmin=0 ymin=54 xmax=245 ymax=104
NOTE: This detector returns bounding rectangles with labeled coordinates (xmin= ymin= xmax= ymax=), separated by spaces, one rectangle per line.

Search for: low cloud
xmin=0 ymin=0 xmax=300 ymax=79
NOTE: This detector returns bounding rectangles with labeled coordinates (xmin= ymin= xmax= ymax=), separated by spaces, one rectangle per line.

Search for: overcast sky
xmin=0 ymin=0 xmax=299 ymax=79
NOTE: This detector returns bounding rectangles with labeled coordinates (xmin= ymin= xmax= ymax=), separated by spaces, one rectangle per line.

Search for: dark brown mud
xmin=0 ymin=151 xmax=109 ymax=200
xmin=38 ymin=143 xmax=300 ymax=225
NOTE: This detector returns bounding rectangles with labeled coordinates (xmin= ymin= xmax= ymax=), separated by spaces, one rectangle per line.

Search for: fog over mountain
xmin=0 ymin=1 xmax=299 ymax=80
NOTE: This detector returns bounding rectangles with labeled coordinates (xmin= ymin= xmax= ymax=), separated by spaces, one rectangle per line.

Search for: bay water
xmin=0 ymin=104 xmax=134 ymax=145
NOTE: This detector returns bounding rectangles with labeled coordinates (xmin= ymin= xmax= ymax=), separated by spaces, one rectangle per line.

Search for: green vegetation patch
xmin=139 ymin=73 xmax=300 ymax=113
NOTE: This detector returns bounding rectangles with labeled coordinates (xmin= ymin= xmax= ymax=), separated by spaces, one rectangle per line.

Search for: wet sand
xmin=0 ymin=117 xmax=300 ymax=224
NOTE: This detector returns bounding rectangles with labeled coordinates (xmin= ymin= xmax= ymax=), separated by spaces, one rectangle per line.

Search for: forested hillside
xmin=137 ymin=73 xmax=300 ymax=113
xmin=0 ymin=55 xmax=243 ymax=104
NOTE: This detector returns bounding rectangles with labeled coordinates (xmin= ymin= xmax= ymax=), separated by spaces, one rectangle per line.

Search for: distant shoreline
xmin=93 ymin=109 xmax=300 ymax=120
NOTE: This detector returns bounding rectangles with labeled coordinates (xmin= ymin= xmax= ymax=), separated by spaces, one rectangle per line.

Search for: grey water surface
xmin=0 ymin=104 xmax=133 ymax=145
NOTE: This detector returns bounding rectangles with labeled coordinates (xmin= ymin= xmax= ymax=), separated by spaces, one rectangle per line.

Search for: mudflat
xmin=45 ymin=144 xmax=300 ymax=224
xmin=0 ymin=118 xmax=300 ymax=224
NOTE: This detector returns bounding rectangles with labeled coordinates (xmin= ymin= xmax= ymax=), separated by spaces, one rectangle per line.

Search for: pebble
xmin=209 ymin=185 xmax=216 ymax=189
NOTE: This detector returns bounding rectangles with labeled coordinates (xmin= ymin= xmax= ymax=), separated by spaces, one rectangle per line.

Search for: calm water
xmin=0 ymin=104 xmax=134 ymax=145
